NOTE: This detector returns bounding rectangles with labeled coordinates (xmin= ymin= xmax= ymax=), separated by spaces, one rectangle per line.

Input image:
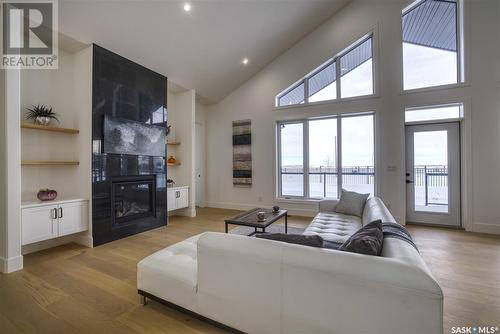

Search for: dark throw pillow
xmin=256 ymin=233 xmax=324 ymax=248
xmin=339 ymin=220 xmax=383 ymax=256
xmin=335 ymin=189 xmax=370 ymax=217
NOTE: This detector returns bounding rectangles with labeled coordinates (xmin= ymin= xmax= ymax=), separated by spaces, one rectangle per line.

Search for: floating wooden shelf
xmin=167 ymin=162 xmax=181 ymax=166
xmin=21 ymin=123 xmax=79 ymax=134
xmin=166 ymin=140 xmax=180 ymax=145
xmin=21 ymin=160 xmax=80 ymax=166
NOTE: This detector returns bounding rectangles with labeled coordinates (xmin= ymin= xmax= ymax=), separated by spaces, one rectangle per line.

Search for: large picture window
xmin=402 ymin=0 xmax=463 ymax=90
xmin=278 ymin=114 xmax=375 ymax=199
xmin=276 ymin=34 xmax=374 ymax=107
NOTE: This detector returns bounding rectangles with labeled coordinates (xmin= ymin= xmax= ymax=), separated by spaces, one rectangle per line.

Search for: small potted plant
xmin=167 ymin=179 xmax=175 ymax=188
xmin=26 ymin=104 xmax=59 ymax=126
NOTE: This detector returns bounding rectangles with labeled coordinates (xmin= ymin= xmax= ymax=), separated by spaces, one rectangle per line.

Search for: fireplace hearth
xmin=111 ymin=175 xmax=156 ymax=227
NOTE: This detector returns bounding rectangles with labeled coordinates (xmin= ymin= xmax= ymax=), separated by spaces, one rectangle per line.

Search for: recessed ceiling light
xmin=242 ymin=58 xmax=249 ymax=65
xmin=183 ymin=3 xmax=191 ymax=12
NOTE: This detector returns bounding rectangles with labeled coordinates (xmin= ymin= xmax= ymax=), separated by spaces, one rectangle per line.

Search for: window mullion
xmin=303 ymin=120 xmax=309 ymax=198
xmin=304 ymin=79 xmax=309 ymax=104
xmin=277 ymin=122 xmax=282 ymax=197
xmin=336 ymin=58 xmax=341 ymax=100
xmin=337 ymin=116 xmax=342 ymax=197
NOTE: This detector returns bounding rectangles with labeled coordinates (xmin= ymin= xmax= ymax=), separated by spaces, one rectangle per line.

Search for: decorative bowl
xmin=272 ymin=205 xmax=280 ymax=213
xmin=37 ymin=189 xmax=57 ymax=201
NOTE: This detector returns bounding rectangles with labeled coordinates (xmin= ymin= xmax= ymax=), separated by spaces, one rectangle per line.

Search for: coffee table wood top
xmin=225 ymin=208 xmax=288 ymax=229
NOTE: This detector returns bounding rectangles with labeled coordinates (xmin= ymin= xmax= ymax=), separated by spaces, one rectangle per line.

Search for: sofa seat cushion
xmin=303 ymin=212 xmax=362 ymax=244
xmin=137 ymin=234 xmax=200 ymax=312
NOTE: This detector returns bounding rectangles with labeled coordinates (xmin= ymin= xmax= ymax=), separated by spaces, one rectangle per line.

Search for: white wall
xmin=206 ymin=0 xmax=500 ymax=234
xmin=195 ymin=101 xmax=208 ymax=206
xmin=21 ymin=50 xmax=76 ymax=199
xmin=167 ymin=87 xmax=197 ymax=217
xmin=72 ymin=45 xmax=93 ymax=246
xmin=3 ymin=69 xmax=23 ymax=272
xmin=0 ymin=70 xmax=6 ymax=268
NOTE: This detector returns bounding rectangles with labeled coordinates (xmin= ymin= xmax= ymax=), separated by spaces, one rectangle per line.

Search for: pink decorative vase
xmin=37 ymin=189 xmax=57 ymax=201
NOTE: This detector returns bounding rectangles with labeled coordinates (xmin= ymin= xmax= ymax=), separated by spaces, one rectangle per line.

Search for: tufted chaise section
xmin=303 ymin=197 xmax=398 ymax=244
xmin=302 ymin=212 xmax=362 ymax=244
xmin=137 ymin=234 xmax=200 ymax=311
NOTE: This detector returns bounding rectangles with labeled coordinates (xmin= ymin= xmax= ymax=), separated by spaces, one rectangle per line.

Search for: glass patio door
xmin=405 ymin=122 xmax=461 ymax=226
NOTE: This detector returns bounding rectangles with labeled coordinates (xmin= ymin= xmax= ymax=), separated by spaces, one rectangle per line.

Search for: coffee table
xmin=225 ymin=208 xmax=288 ymax=236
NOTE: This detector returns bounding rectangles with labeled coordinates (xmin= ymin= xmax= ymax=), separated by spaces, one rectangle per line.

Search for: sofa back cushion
xmin=335 ymin=189 xmax=369 ymax=217
xmin=362 ymin=197 xmax=396 ymax=226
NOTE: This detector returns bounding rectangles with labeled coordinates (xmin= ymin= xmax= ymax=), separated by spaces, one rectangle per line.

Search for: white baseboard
xmin=73 ymin=233 xmax=93 ymax=248
xmin=0 ymin=255 xmax=23 ymax=273
xmin=473 ymin=222 xmax=500 ymax=235
xmin=205 ymin=201 xmax=317 ymax=217
xmin=169 ymin=206 xmax=196 ymax=218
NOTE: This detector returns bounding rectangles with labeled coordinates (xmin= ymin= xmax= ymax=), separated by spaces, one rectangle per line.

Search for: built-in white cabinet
xmin=167 ymin=187 xmax=189 ymax=212
xmin=21 ymin=199 xmax=88 ymax=245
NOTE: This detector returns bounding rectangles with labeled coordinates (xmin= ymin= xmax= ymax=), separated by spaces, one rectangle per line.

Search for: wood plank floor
xmin=0 ymin=207 xmax=498 ymax=333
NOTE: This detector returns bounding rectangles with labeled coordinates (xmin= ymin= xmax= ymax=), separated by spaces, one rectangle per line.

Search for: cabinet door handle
xmin=59 ymin=207 xmax=63 ymax=219
xmin=53 ymin=208 xmax=58 ymax=219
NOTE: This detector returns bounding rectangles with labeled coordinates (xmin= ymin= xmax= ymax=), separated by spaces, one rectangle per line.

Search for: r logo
xmin=2 ymin=2 xmax=53 ymax=54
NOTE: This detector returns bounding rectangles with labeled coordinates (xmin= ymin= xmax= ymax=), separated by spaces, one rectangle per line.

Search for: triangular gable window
xmin=276 ymin=33 xmax=374 ymax=107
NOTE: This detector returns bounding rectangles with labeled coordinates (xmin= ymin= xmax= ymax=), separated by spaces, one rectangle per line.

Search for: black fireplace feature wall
xmin=111 ymin=175 xmax=156 ymax=227
xmin=92 ymin=44 xmax=168 ymax=246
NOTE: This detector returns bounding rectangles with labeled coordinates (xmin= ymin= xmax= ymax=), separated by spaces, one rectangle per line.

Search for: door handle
xmin=406 ymin=180 xmax=414 ymax=184
xmin=59 ymin=207 xmax=63 ymax=218
xmin=52 ymin=208 xmax=58 ymax=219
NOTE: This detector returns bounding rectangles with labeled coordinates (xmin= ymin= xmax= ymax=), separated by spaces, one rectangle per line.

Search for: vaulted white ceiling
xmin=59 ymin=0 xmax=350 ymax=103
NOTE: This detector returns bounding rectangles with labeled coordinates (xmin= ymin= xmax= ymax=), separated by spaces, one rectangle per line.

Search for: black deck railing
xmin=414 ymin=166 xmax=448 ymax=206
xmin=281 ymin=165 xmax=448 ymax=200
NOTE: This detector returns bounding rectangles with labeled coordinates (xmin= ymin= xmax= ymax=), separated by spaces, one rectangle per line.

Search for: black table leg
xmin=285 ymin=213 xmax=288 ymax=234
xmin=225 ymin=222 xmax=228 ymax=233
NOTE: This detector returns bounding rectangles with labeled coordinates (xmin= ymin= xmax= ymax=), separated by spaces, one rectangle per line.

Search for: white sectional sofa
xmin=137 ymin=197 xmax=443 ymax=334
